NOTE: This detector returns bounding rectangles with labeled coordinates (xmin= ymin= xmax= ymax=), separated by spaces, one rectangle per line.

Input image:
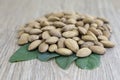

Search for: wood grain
xmin=0 ymin=0 xmax=120 ymax=80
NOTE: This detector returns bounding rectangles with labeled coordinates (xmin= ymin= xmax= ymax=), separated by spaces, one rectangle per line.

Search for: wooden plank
xmin=0 ymin=0 xmax=120 ymax=80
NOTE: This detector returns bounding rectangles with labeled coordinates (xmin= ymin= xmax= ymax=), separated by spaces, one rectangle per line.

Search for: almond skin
xmin=62 ymin=30 xmax=79 ymax=38
xmin=28 ymin=35 xmax=39 ymax=42
xmin=57 ymin=38 xmax=65 ymax=48
xmin=45 ymin=37 xmax=58 ymax=44
xmin=56 ymin=48 xmax=72 ymax=55
xmin=49 ymin=44 xmax=58 ymax=52
xmin=64 ymin=39 xmax=79 ymax=52
xmin=42 ymin=31 xmax=51 ymax=39
xmin=76 ymin=48 xmax=92 ymax=57
xmin=28 ymin=40 xmax=42 ymax=50
xmin=18 ymin=33 xmax=29 ymax=45
xmin=38 ymin=42 xmax=49 ymax=52
xmin=49 ymin=29 xmax=61 ymax=37
xmin=100 ymin=41 xmax=115 ymax=48
xmin=89 ymin=46 xmax=106 ymax=54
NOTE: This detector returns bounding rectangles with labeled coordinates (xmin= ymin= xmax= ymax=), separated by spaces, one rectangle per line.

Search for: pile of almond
xmin=18 ymin=12 xmax=115 ymax=57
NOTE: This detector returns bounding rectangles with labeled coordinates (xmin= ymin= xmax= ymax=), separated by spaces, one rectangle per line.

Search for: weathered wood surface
xmin=0 ymin=0 xmax=120 ymax=80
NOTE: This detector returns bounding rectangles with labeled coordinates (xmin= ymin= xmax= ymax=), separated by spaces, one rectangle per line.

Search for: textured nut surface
xmin=56 ymin=48 xmax=72 ymax=55
xmin=101 ymin=41 xmax=115 ymax=48
xmin=78 ymin=27 xmax=87 ymax=35
xmin=81 ymin=35 xmax=96 ymax=41
xmin=98 ymin=35 xmax=108 ymax=41
xmin=49 ymin=29 xmax=61 ymax=37
xmin=30 ymin=29 xmax=42 ymax=34
xmin=62 ymin=30 xmax=79 ymax=38
xmin=28 ymin=40 xmax=42 ymax=50
xmin=53 ymin=21 xmax=66 ymax=27
xmin=89 ymin=46 xmax=106 ymax=54
xmin=49 ymin=44 xmax=58 ymax=52
xmin=18 ymin=33 xmax=29 ymax=45
xmin=76 ymin=48 xmax=92 ymax=57
xmin=41 ymin=26 xmax=55 ymax=31
xmin=28 ymin=35 xmax=39 ymax=42
xmin=81 ymin=42 xmax=94 ymax=48
xmin=64 ymin=39 xmax=79 ymax=52
xmin=38 ymin=42 xmax=49 ymax=52
xmin=45 ymin=37 xmax=58 ymax=44
xmin=57 ymin=38 xmax=65 ymax=48
xmin=42 ymin=31 xmax=51 ymax=39
xmin=62 ymin=25 xmax=76 ymax=31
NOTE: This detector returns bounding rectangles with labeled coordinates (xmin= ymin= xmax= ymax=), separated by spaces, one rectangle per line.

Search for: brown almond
xmin=38 ymin=42 xmax=48 ymax=52
xmin=64 ymin=39 xmax=79 ymax=52
xmin=45 ymin=37 xmax=58 ymax=44
xmin=78 ymin=27 xmax=87 ymax=35
xmin=89 ymin=46 xmax=106 ymax=54
xmin=18 ymin=33 xmax=29 ymax=45
xmin=56 ymin=48 xmax=72 ymax=55
xmin=30 ymin=29 xmax=42 ymax=34
xmin=100 ymin=41 xmax=115 ymax=48
xmin=62 ymin=30 xmax=79 ymax=38
xmin=49 ymin=29 xmax=61 ymax=37
xmin=81 ymin=42 xmax=94 ymax=48
xmin=28 ymin=35 xmax=39 ymax=42
xmin=28 ymin=40 xmax=42 ymax=50
xmin=48 ymin=44 xmax=58 ymax=52
xmin=57 ymin=38 xmax=65 ymax=48
xmin=42 ymin=31 xmax=51 ymax=39
xmin=76 ymin=48 xmax=92 ymax=57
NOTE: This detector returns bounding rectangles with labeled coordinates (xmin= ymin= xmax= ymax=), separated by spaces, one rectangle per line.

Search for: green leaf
xmin=37 ymin=52 xmax=60 ymax=61
xmin=75 ymin=53 xmax=100 ymax=70
xmin=55 ymin=54 xmax=78 ymax=69
xmin=9 ymin=44 xmax=39 ymax=62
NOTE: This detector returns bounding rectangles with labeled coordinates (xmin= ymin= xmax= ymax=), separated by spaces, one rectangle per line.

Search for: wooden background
xmin=0 ymin=0 xmax=120 ymax=80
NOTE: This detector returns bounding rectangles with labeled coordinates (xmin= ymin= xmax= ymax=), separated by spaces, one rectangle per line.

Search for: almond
xmin=64 ymin=39 xmax=79 ymax=52
xmin=87 ymin=31 xmax=98 ymax=41
xmin=103 ymin=30 xmax=111 ymax=38
xmin=45 ymin=37 xmax=58 ymax=44
xmin=56 ymin=48 xmax=72 ymax=55
xmin=28 ymin=35 xmax=39 ymax=42
xmin=28 ymin=40 xmax=42 ymax=50
xmin=49 ymin=29 xmax=61 ymax=37
xmin=40 ymin=20 xmax=50 ymax=27
xmin=89 ymin=46 xmax=106 ymax=54
xmin=76 ymin=21 xmax=84 ymax=27
xmin=42 ymin=31 xmax=51 ymax=39
xmin=30 ymin=29 xmax=42 ymax=34
xmin=78 ymin=27 xmax=87 ymax=35
xmin=41 ymin=26 xmax=55 ymax=31
xmin=72 ymin=37 xmax=80 ymax=41
xmin=48 ymin=44 xmax=58 ymax=52
xmin=78 ymin=40 xmax=85 ymax=45
xmin=76 ymin=48 xmax=91 ymax=57
xmin=57 ymin=38 xmax=65 ymax=48
xmin=66 ymin=18 xmax=76 ymax=24
xmin=91 ymin=23 xmax=98 ymax=28
xmin=84 ymin=24 xmax=90 ymax=30
xmin=81 ymin=42 xmax=94 ymax=48
xmin=100 ymin=41 xmax=115 ymax=48
xmin=38 ymin=42 xmax=49 ymax=52
xmin=95 ymin=19 xmax=104 ymax=26
xmin=48 ymin=16 xmax=60 ymax=21
xmin=98 ymin=35 xmax=108 ymax=41
xmin=17 ymin=30 xmax=24 ymax=38
xmin=94 ymin=41 xmax=104 ymax=47
xmin=24 ymin=27 xmax=33 ymax=33
xmin=53 ymin=21 xmax=66 ymax=27
xmin=81 ymin=35 xmax=96 ymax=41
xmin=62 ymin=30 xmax=79 ymax=38
xmin=18 ymin=33 xmax=29 ymax=45
xmin=62 ymin=25 xmax=77 ymax=31
xmin=89 ymin=27 xmax=101 ymax=36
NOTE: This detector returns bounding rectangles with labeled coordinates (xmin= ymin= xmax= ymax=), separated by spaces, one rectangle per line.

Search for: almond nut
xmin=49 ymin=29 xmax=61 ymax=37
xmin=100 ymin=41 xmax=115 ymax=48
xmin=18 ymin=33 xmax=29 ymax=45
xmin=57 ymin=38 xmax=65 ymax=48
xmin=48 ymin=44 xmax=58 ymax=52
xmin=76 ymin=48 xmax=91 ymax=57
xmin=64 ymin=39 xmax=79 ymax=52
xmin=45 ymin=37 xmax=58 ymax=44
xmin=42 ymin=31 xmax=51 ymax=39
xmin=38 ymin=42 xmax=49 ymax=52
xmin=89 ymin=46 xmax=106 ymax=54
xmin=56 ymin=48 xmax=72 ymax=55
